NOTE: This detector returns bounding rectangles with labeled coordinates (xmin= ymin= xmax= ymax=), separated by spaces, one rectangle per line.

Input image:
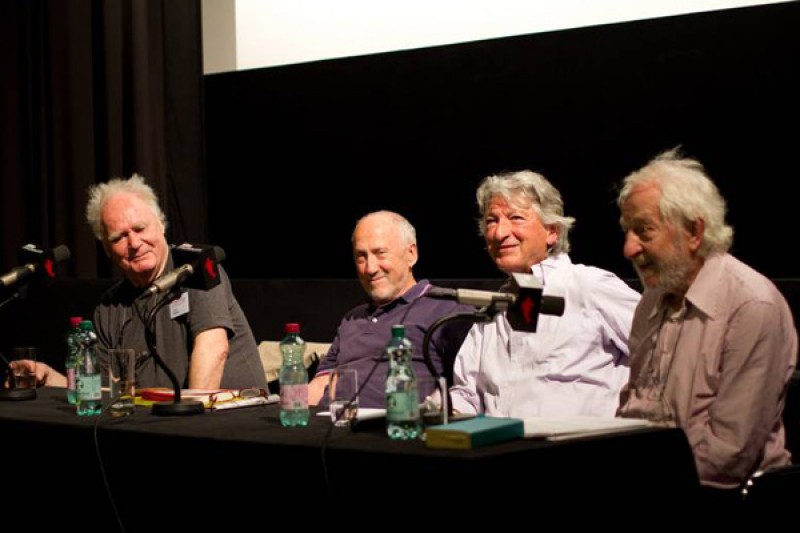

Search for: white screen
xmin=203 ymin=0 xmax=790 ymax=74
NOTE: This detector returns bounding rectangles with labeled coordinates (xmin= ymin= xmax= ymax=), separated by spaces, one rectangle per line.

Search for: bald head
xmin=352 ymin=211 xmax=418 ymax=305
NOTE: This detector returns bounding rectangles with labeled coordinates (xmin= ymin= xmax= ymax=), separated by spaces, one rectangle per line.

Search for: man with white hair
xmin=616 ymin=148 xmax=797 ymax=500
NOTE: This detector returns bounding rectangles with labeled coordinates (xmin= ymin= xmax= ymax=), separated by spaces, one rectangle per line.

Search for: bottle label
xmin=76 ymin=373 xmax=101 ymax=400
xmin=280 ymin=384 xmax=308 ymax=410
xmin=66 ymin=368 xmax=76 ymax=391
xmin=386 ymin=391 xmax=420 ymax=422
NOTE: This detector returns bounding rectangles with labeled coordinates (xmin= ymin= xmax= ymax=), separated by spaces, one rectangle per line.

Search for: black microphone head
xmin=172 ymin=243 xmax=226 ymax=291
xmin=509 ymin=272 xmax=543 ymax=293
xmin=18 ymin=244 xmax=45 ymax=264
xmin=18 ymin=243 xmax=71 ymax=279
xmin=507 ymin=272 xmax=566 ymax=330
xmin=508 ymin=272 xmax=544 ymax=332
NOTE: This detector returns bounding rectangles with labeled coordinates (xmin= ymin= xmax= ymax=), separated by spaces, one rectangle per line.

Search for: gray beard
xmin=636 ymin=253 xmax=692 ymax=295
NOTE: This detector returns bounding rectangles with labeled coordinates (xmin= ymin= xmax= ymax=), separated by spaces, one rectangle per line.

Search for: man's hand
xmin=7 ymin=360 xmax=67 ymax=388
xmin=308 ymin=373 xmax=329 ymax=406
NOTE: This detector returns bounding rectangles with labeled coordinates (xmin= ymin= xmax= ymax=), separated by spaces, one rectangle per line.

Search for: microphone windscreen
xmin=52 ymin=245 xmax=71 ymax=263
xmin=211 ymin=246 xmax=226 ymax=263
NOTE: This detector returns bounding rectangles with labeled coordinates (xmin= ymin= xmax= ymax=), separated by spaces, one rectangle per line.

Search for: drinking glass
xmin=328 ymin=368 xmax=358 ymax=427
xmin=109 ymin=348 xmax=136 ymax=416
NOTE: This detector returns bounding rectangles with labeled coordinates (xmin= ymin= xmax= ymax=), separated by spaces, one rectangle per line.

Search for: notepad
xmin=523 ymin=416 xmax=655 ymax=440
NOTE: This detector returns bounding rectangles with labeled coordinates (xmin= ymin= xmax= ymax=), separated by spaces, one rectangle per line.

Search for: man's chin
xmin=641 ymin=274 xmax=660 ymax=290
xmin=124 ymin=267 xmax=158 ymax=287
xmin=633 ymin=267 xmax=656 ymax=289
xmin=367 ymin=287 xmax=395 ymax=305
xmin=493 ymin=258 xmax=522 ymax=273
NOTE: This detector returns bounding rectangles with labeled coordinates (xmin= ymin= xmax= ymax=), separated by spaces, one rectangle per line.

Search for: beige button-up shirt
xmin=618 ymin=253 xmax=797 ymax=488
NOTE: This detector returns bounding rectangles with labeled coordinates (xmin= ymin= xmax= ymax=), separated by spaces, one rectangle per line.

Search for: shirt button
xmin=371 ymin=318 xmax=378 ymax=323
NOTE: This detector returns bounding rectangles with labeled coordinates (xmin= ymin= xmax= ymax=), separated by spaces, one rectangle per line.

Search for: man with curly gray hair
xmin=450 ymin=170 xmax=641 ymax=418
xmin=616 ymin=148 xmax=797 ymax=499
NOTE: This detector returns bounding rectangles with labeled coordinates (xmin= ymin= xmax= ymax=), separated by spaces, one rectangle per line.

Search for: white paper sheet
xmin=524 ymin=416 xmax=655 ymax=440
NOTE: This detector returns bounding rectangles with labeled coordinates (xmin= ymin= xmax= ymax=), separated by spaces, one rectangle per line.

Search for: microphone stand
xmin=421 ymin=305 xmax=501 ymax=424
xmin=140 ymin=288 xmax=204 ymax=416
xmin=0 ymin=284 xmax=28 ymax=312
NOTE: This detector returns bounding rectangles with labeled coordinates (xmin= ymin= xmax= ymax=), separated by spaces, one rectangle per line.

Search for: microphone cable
xmin=319 ymin=351 xmax=387 ymax=493
xmin=0 ymin=350 xmax=14 ymax=387
xmin=88 ymin=286 xmax=192 ymax=532
xmin=91 ymin=390 xmax=128 ymax=533
xmin=135 ymin=289 xmax=192 ymax=405
xmin=319 ymin=286 xmax=428 ymax=493
xmin=420 ymin=309 xmax=492 ymax=420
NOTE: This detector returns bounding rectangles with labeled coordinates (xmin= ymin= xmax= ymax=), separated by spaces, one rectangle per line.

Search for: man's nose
xmin=623 ymin=232 xmax=641 ymax=259
xmin=364 ymin=255 xmax=378 ymax=274
xmin=493 ymin=217 xmax=511 ymax=239
xmin=128 ymin=232 xmax=142 ymax=249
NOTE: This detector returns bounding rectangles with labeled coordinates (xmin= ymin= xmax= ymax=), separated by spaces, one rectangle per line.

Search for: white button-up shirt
xmin=450 ymin=253 xmax=640 ymax=418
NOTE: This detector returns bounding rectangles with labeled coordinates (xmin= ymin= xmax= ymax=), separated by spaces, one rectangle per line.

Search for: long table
xmin=0 ymin=387 xmax=700 ymax=529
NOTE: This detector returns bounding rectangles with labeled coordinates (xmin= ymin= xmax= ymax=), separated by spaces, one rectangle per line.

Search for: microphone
xmin=139 ymin=244 xmax=226 ymax=415
xmin=427 ymin=272 xmax=565 ymax=332
xmin=143 ymin=243 xmax=226 ymax=297
xmin=0 ymin=244 xmax=71 ymax=289
xmin=426 ymin=287 xmax=515 ymax=308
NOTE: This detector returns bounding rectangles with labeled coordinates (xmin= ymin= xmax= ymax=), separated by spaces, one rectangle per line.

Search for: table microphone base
xmin=0 ymin=388 xmax=37 ymax=401
xmin=152 ymin=399 xmax=205 ymax=416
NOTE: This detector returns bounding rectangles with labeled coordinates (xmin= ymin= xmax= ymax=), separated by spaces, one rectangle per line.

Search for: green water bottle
xmin=75 ymin=320 xmax=102 ymax=416
xmin=385 ymin=324 xmax=420 ymax=440
xmin=279 ymin=323 xmax=309 ymax=427
xmin=65 ymin=316 xmax=83 ymax=405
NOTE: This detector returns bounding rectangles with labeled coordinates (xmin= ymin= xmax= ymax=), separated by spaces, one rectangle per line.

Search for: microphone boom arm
xmin=139 ymin=291 xmax=204 ymax=416
xmin=421 ymin=309 xmax=495 ymax=420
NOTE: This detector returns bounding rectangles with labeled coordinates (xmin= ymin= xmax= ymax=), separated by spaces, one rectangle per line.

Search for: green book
xmin=425 ymin=416 xmax=524 ymax=449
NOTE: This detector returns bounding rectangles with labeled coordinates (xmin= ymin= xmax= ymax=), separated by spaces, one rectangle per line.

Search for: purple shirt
xmin=317 ymin=280 xmax=473 ymax=408
xmin=617 ymin=253 xmax=798 ymax=488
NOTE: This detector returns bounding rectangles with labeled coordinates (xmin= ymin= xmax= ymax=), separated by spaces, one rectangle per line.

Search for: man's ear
xmin=687 ymin=218 xmax=705 ymax=253
xmin=546 ymin=226 xmax=559 ymax=249
xmin=408 ymin=242 xmax=418 ymax=267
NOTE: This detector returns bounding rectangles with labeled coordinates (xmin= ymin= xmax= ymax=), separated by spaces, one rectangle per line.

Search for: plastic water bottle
xmin=75 ymin=320 xmax=102 ymax=416
xmin=65 ymin=316 xmax=83 ymax=405
xmin=385 ymin=324 xmax=421 ymax=439
xmin=279 ymin=323 xmax=309 ymax=427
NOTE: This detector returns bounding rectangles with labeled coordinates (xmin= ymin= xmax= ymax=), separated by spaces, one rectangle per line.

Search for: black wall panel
xmin=204 ymin=3 xmax=799 ymax=280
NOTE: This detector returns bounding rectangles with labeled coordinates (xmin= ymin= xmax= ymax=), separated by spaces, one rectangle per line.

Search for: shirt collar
xmin=683 ymin=253 xmax=724 ymax=319
xmin=497 ymin=253 xmax=570 ymax=291
xmin=367 ymin=279 xmax=428 ymax=314
xmin=531 ymin=253 xmax=570 ymax=283
xmin=401 ymin=279 xmax=430 ymax=302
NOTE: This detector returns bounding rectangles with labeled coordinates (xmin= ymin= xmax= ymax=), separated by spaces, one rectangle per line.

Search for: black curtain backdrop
xmin=2 ymin=2 xmax=798 ymax=283
xmin=0 ymin=0 xmax=204 ymax=279
xmin=205 ymin=2 xmax=799 ymax=280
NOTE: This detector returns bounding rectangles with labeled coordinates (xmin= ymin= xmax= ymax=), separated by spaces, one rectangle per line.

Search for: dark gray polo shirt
xmin=93 ymin=255 xmax=266 ymax=390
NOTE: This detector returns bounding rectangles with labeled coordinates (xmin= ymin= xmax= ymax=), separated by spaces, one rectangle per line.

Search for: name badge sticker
xmin=169 ymin=291 xmax=190 ymax=319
